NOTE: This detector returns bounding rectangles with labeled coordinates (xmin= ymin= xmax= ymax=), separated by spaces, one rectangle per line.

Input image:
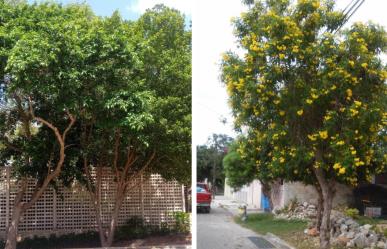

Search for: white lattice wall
xmin=0 ymin=167 xmax=184 ymax=239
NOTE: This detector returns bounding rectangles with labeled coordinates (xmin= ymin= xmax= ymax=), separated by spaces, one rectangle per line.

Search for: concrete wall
xmin=224 ymin=179 xmax=262 ymax=209
xmin=281 ymin=181 xmax=354 ymax=208
xmin=225 ymin=178 xmax=354 ymax=210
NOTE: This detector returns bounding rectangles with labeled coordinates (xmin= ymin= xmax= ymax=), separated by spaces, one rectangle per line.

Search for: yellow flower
xmin=355 ymin=160 xmax=365 ymax=166
xmin=292 ymin=46 xmax=299 ymax=53
xmin=361 ymin=63 xmax=368 ymax=69
xmin=279 ymin=157 xmax=285 ymax=163
xmin=333 ymin=163 xmax=341 ymax=169
xmin=308 ymin=134 xmax=317 ymax=141
xmin=324 ymin=115 xmax=331 ymax=121
xmin=338 ymin=167 xmax=346 ymax=174
xmin=279 ymin=110 xmax=285 ymax=116
xmin=279 ymin=53 xmax=285 ymax=59
xmin=297 ymin=109 xmax=304 ymax=116
xmin=349 ymin=60 xmax=355 ymax=67
xmin=351 ymin=150 xmax=357 ymax=155
xmin=330 ymin=85 xmax=337 ymax=90
xmin=339 ymin=107 xmax=346 ymax=112
xmin=306 ymin=99 xmax=313 ymax=104
xmin=312 ymin=1 xmax=320 ymax=8
xmin=311 ymin=93 xmax=319 ymax=99
xmin=350 ymin=109 xmax=359 ymax=116
xmin=319 ymin=131 xmax=328 ymax=139
xmin=336 ymin=140 xmax=345 ymax=145
xmin=346 ymin=89 xmax=352 ymax=100
xmin=273 ymin=100 xmax=280 ymax=105
xmin=354 ymin=100 xmax=362 ymax=107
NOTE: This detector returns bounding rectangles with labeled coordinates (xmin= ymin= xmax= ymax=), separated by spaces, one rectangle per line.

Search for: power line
xmin=334 ymin=0 xmax=365 ymax=34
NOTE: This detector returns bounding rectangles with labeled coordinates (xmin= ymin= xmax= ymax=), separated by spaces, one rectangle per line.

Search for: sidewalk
xmin=213 ymin=195 xmax=295 ymax=249
xmin=213 ymin=195 xmax=262 ymax=216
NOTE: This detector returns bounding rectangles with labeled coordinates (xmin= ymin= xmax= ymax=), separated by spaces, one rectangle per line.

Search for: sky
xmin=29 ymin=0 xmax=191 ymax=21
xmin=193 ymin=0 xmax=387 ymax=146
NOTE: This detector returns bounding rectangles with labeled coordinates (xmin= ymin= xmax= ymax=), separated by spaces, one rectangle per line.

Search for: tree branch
xmin=124 ymin=151 xmax=156 ymax=188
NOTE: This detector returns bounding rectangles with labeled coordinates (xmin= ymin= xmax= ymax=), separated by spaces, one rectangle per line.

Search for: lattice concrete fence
xmin=0 ymin=167 xmax=185 ymax=239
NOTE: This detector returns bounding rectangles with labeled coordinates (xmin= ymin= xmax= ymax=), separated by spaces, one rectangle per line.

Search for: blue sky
xmin=28 ymin=0 xmax=191 ymax=22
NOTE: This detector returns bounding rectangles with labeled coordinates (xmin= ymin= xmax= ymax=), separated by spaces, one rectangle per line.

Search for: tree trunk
xmin=270 ymin=179 xmax=282 ymax=210
xmin=106 ymin=186 xmax=125 ymax=246
xmin=314 ymin=167 xmax=335 ymax=249
xmin=88 ymin=167 xmax=109 ymax=247
xmin=315 ymin=183 xmax=324 ymax=231
xmin=5 ymin=204 xmax=24 ymax=249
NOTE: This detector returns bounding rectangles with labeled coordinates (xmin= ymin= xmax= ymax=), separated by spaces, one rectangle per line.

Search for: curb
xmin=265 ymin=233 xmax=296 ymax=249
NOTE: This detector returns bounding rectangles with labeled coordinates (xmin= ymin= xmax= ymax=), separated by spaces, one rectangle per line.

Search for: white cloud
xmin=127 ymin=0 xmax=191 ymax=15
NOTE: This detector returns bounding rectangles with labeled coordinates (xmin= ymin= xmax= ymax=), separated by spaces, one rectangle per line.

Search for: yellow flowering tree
xmin=221 ymin=0 xmax=386 ymax=248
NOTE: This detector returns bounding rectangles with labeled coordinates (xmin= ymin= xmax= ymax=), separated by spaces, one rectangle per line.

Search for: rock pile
xmin=331 ymin=213 xmax=387 ymax=249
xmin=274 ymin=201 xmax=317 ymax=220
xmin=274 ymin=202 xmax=387 ymax=248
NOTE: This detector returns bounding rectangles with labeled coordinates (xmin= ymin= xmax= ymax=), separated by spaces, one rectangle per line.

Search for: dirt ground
xmin=113 ymin=234 xmax=192 ymax=247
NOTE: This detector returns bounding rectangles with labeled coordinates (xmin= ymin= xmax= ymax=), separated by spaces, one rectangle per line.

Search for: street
xmin=197 ymin=196 xmax=270 ymax=249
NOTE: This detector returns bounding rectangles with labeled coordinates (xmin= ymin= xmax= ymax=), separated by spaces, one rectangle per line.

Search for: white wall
xmin=224 ymin=179 xmax=262 ymax=209
xmin=225 ymin=178 xmax=354 ymax=210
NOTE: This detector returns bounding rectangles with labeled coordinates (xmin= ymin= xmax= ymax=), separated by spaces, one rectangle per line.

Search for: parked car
xmin=197 ymin=182 xmax=211 ymax=213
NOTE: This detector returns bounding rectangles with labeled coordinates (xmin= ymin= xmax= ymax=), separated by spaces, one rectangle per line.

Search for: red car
xmin=197 ymin=183 xmax=211 ymax=213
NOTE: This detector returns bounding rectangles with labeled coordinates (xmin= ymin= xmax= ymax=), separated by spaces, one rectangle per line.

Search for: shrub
xmin=115 ymin=216 xmax=149 ymax=241
xmin=173 ymin=211 xmax=191 ymax=233
xmin=345 ymin=208 xmax=360 ymax=219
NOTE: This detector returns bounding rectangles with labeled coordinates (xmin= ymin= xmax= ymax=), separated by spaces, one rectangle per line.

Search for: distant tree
xmin=221 ymin=0 xmax=386 ymax=248
xmin=197 ymin=134 xmax=233 ymax=191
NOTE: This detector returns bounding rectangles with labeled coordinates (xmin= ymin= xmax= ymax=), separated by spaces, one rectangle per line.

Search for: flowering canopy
xmin=221 ymin=0 xmax=386 ymax=186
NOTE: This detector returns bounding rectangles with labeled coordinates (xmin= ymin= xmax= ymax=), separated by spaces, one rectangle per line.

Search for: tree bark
xmin=5 ymin=204 xmax=23 ymax=249
xmin=106 ymin=184 xmax=126 ymax=246
xmin=315 ymin=183 xmax=324 ymax=231
xmin=314 ymin=167 xmax=335 ymax=249
xmin=270 ymin=179 xmax=282 ymax=209
xmin=4 ymin=109 xmax=75 ymax=249
xmin=5 ymin=178 xmax=28 ymax=249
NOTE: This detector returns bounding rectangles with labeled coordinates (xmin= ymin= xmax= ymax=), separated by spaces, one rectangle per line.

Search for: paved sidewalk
xmin=213 ymin=195 xmax=262 ymax=216
xmin=210 ymin=195 xmax=295 ymax=249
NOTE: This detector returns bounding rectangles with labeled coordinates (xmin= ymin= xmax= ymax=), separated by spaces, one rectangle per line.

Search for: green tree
xmin=0 ymin=3 xmax=94 ymax=249
xmin=0 ymin=2 xmax=191 ymax=248
xmin=76 ymin=6 xmax=191 ymax=246
xmin=197 ymin=134 xmax=233 ymax=193
xmin=221 ymin=0 xmax=386 ymax=248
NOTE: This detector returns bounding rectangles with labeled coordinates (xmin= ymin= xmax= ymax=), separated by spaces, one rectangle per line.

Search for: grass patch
xmin=235 ymin=213 xmax=346 ymax=249
xmin=354 ymin=216 xmax=385 ymax=226
xmin=235 ymin=213 xmax=306 ymax=235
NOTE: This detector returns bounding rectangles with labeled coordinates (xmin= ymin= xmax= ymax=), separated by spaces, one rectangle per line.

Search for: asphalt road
xmin=197 ymin=201 xmax=262 ymax=249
